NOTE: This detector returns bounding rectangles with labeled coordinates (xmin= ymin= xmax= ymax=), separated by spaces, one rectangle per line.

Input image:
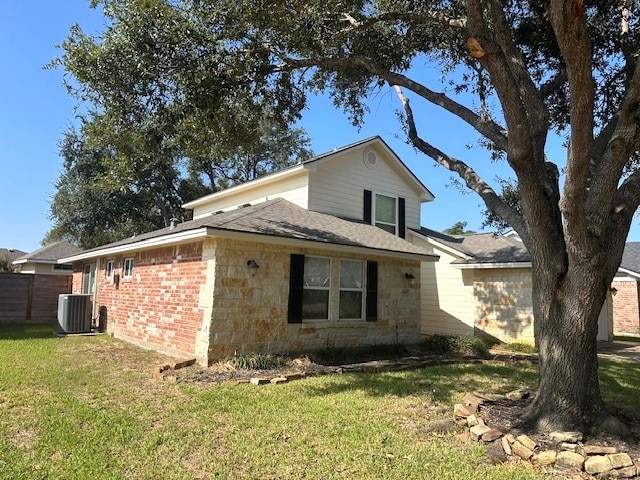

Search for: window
xmin=123 ymin=258 xmax=134 ymax=278
xmin=52 ymin=264 xmax=73 ymax=271
xmin=302 ymin=257 xmax=331 ymax=320
xmin=374 ymin=193 xmax=397 ymax=234
xmin=105 ymin=260 xmax=115 ymax=280
xmin=339 ymin=260 xmax=364 ymax=320
xmin=288 ymin=255 xmax=378 ymax=323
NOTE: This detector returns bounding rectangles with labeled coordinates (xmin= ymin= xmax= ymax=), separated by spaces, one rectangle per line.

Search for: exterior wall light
xmin=405 ymin=272 xmax=416 ymax=287
xmin=247 ymin=259 xmax=260 ymax=276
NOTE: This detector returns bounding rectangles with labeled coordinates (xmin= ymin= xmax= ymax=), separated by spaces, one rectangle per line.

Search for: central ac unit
xmin=57 ymin=294 xmax=93 ymax=334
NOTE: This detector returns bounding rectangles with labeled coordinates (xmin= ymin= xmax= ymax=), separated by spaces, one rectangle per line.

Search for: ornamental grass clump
xmin=228 ymin=352 xmax=287 ymax=370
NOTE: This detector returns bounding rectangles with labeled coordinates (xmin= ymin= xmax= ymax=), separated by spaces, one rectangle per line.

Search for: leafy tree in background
xmin=55 ymin=0 xmax=640 ymax=435
xmin=443 ymin=221 xmax=475 ymax=235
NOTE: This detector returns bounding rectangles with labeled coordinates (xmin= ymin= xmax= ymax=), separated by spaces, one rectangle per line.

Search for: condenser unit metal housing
xmin=57 ymin=294 xmax=93 ymax=334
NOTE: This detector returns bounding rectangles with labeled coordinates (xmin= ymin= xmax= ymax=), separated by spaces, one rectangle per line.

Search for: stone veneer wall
xmin=473 ymin=268 xmax=534 ymax=344
xmin=87 ymin=243 xmax=208 ymax=358
xmin=611 ymin=278 xmax=640 ymax=336
xmin=201 ymin=238 xmax=422 ymax=361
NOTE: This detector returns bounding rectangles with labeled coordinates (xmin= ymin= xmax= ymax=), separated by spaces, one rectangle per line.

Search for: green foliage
xmin=227 ymin=352 xmax=287 ymax=370
xmin=422 ymin=334 xmax=489 ymax=356
xmin=443 ymin=221 xmax=475 ymax=235
xmin=501 ymin=342 xmax=538 ymax=354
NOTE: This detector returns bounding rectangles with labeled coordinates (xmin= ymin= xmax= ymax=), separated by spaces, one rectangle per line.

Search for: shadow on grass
xmin=599 ymin=358 xmax=640 ymax=411
xmin=0 ymin=323 xmax=56 ymax=340
xmin=302 ymin=362 xmax=539 ymax=404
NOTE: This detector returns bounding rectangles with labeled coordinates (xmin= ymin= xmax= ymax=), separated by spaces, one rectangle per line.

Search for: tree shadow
xmin=300 ymin=362 xmax=538 ymax=404
xmin=0 ymin=323 xmax=57 ymax=341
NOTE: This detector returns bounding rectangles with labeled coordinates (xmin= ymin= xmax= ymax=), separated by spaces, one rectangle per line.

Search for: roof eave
xmin=409 ymin=229 xmax=472 ymax=260
xmin=453 ymin=261 xmax=532 ymax=269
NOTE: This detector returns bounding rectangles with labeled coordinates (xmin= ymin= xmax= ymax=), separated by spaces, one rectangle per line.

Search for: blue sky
xmin=1 ymin=2 xmax=638 ymax=253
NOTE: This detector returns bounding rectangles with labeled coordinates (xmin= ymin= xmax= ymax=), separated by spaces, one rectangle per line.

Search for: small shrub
xmin=501 ymin=342 xmax=537 ymax=354
xmin=228 ymin=352 xmax=286 ymax=370
xmin=422 ymin=334 xmax=454 ymax=355
xmin=422 ymin=334 xmax=489 ymax=356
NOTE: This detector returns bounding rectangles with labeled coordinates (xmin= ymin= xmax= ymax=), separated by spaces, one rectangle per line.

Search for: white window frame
xmin=338 ymin=259 xmax=365 ymax=321
xmin=105 ymin=260 xmax=115 ymax=281
xmin=123 ymin=257 xmax=134 ymax=279
xmin=373 ymin=192 xmax=398 ymax=235
xmin=302 ymin=256 xmax=331 ymax=321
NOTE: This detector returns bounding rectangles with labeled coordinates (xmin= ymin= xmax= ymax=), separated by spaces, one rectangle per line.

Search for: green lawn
xmin=0 ymin=325 xmax=637 ymax=480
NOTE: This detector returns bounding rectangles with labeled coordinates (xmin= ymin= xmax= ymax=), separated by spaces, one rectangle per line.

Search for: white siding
xmin=192 ymin=173 xmax=309 ymax=219
xmin=308 ymin=146 xmax=423 ymax=228
xmin=411 ymin=235 xmax=475 ymax=335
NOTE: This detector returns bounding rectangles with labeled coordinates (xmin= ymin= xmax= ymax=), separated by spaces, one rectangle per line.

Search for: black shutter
xmin=364 ymin=189 xmax=372 ymax=224
xmin=287 ymin=254 xmax=305 ymax=323
xmin=398 ymin=197 xmax=406 ymax=238
xmin=366 ymin=261 xmax=378 ymax=322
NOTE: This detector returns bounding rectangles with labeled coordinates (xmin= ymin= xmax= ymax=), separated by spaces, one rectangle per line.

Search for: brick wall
xmin=86 ymin=243 xmax=207 ymax=357
xmin=611 ymin=279 xmax=640 ymax=336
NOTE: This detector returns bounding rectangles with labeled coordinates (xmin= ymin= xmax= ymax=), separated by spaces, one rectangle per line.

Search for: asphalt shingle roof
xmin=621 ymin=242 xmax=640 ymax=275
xmin=14 ymin=241 xmax=81 ymax=264
xmin=416 ymin=227 xmax=530 ymax=264
xmin=0 ymin=248 xmax=27 ymax=263
xmin=72 ymin=199 xmax=434 ymax=259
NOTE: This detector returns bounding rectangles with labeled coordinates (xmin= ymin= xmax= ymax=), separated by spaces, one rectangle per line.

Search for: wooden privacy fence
xmin=0 ymin=273 xmax=73 ymax=323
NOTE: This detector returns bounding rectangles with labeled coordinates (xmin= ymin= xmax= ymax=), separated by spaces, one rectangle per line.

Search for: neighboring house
xmin=13 ymin=241 xmax=81 ymax=275
xmin=59 ymin=137 xmax=439 ymax=364
xmin=0 ymin=248 xmax=27 ymax=272
xmin=410 ymin=228 xmax=619 ymax=343
xmin=611 ymin=242 xmax=640 ymax=337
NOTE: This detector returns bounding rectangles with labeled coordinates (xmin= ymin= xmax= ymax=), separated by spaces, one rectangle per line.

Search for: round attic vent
xmin=363 ymin=148 xmax=378 ymax=169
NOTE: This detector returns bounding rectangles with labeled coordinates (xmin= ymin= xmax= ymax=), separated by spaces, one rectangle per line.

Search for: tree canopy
xmin=56 ymin=0 xmax=640 ymax=434
xmin=442 ymin=221 xmax=475 ymax=235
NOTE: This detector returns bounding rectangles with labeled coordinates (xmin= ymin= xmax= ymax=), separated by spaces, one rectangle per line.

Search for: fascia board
xmin=408 ymin=230 xmax=472 ymax=260
xmin=617 ymin=268 xmax=640 ymax=279
xmin=453 ymin=262 xmax=532 ymax=269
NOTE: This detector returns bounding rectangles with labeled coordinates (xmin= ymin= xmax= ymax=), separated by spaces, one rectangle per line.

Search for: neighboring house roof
xmin=620 ymin=242 xmax=640 ymax=277
xmin=60 ymin=199 xmax=438 ymax=263
xmin=412 ymin=227 xmax=531 ymax=267
xmin=13 ymin=241 xmax=81 ymax=265
xmin=1 ymin=248 xmax=28 ymax=263
xmin=183 ymin=136 xmax=435 ymax=210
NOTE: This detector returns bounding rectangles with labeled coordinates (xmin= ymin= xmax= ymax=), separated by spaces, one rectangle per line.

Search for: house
xmin=0 ymin=248 xmax=27 ymax=272
xmin=59 ymin=137 xmax=439 ymax=364
xmin=611 ymin=242 xmax=640 ymax=337
xmin=12 ymin=241 xmax=80 ymax=275
xmin=409 ymin=228 xmax=626 ymax=343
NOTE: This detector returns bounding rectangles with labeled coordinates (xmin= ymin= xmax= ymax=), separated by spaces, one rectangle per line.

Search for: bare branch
xmin=394 ymin=85 xmax=526 ymax=236
xmin=340 ymin=11 xmax=467 ymax=31
xmin=539 ymin=70 xmax=567 ymax=99
xmin=266 ymin=51 xmax=509 ymax=151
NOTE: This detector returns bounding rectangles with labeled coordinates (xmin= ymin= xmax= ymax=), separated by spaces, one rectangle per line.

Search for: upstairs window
xmin=374 ymin=193 xmax=397 ymax=235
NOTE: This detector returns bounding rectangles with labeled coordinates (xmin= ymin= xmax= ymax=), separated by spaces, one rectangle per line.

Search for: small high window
xmin=105 ymin=260 xmax=115 ymax=280
xmin=123 ymin=258 xmax=134 ymax=278
xmin=374 ymin=193 xmax=397 ymax=234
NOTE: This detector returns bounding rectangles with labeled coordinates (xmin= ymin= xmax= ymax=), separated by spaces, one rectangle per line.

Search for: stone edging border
xmin=455 ymin=391 xmax=639 ymax=478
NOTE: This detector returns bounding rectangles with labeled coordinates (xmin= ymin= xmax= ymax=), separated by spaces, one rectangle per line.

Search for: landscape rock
xmin=473 ymin=391 xmax=505 ymax=403
xmin=608 ymin=453 xmax=634 ymax=469
xmin=481 ymin=429 xmax=504 ymax=442
xmin=556 ymin=451 xmax=585 ymax=471
xmin=461 ymin=392 xmax=484 ymax=414
xmin=504 ymin=433 xmax=516 ymax=444
xmin=501 ymin=437 xmax=512 ymax=456
xmin=583 ymin=445 xmax=617 ymax=455
xmin=505 ymin=389 xmax=530 ymax=400
xmin=284 ymin=372 xmax=305 ymax=381
xmin=560 ymin=442 xmax=580 ymax=452
xmin=516 ymin=435 xmax=537 ymax=451
xmin=533 ymin=450 xmax=557 ymax=466
xmin=250 ymin=377 xmax=270 ymax=385
xmin=550 ymin=431 xmax=583 ymax=443
xmin=466 ymin=415 xmax=479 ymax=427
xmin=511 ymin=441 xmax=534 ymax=460
xmin=469 ymin=423 xmax=492 ymax=441
xmin=270 ymin=376 xmax=288 ymax=384
xmin=584 ymin=455 xmax=613 ymax=475
xmin=486 ymin=439 xmax=508 ymax=464
xmin=454 ymin=403 xmax=472 ymax=418
xmin=615 ymin=465 xmax=638 ymax=478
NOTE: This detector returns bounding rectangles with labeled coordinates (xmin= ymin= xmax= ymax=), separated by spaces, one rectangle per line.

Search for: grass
xmin=613 ymin=335 xmax=640 ymax=343
xmin=1 ymin=325 xmax=637 ymax=480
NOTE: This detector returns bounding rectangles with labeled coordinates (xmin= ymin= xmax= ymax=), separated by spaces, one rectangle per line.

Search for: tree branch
xmin=340 ymin=11 xmax=467 ymax=31
xmin=269 ymin=52 xmax=509 ymax=151
xmin=547 ymin=0 xmax=595 ymax=253
xmin=394 ymin=85 xmax=526 ymax=237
